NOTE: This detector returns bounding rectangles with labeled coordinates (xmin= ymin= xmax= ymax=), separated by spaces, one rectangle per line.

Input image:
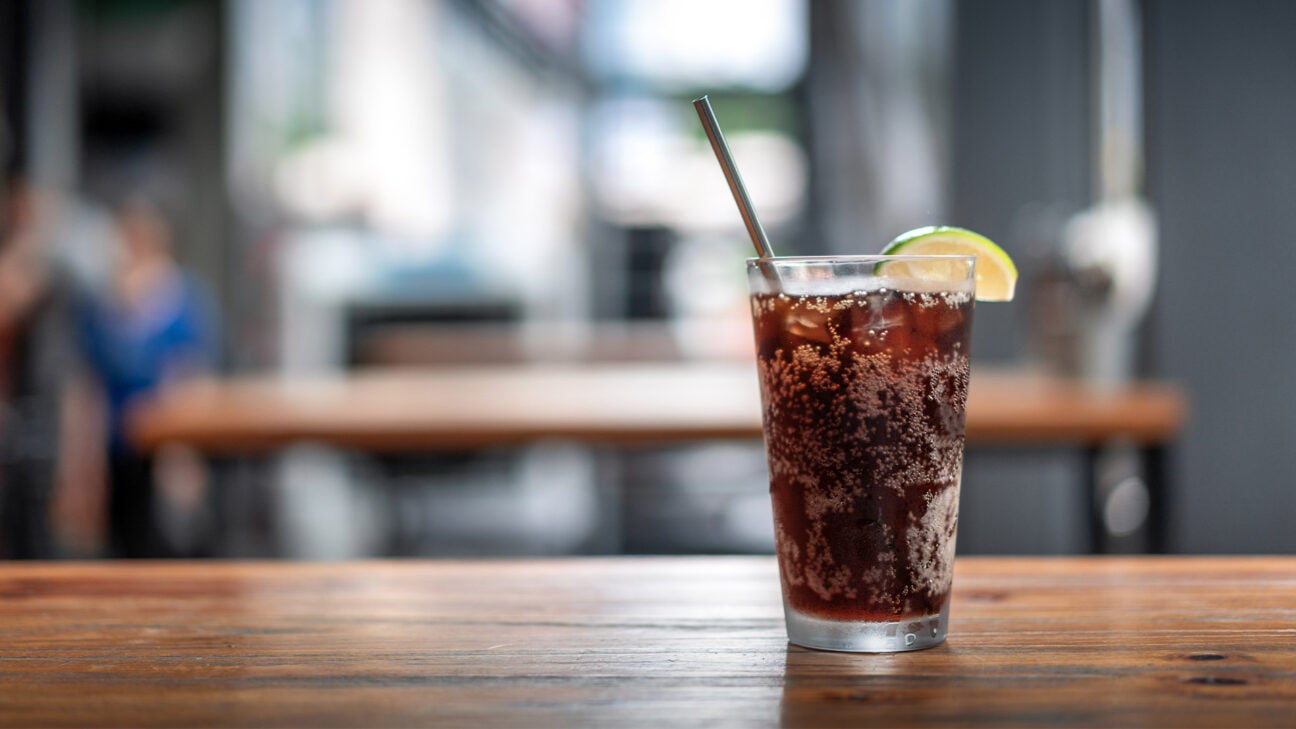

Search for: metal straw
xmin=693 ymin=96 xmax=776 ymax=259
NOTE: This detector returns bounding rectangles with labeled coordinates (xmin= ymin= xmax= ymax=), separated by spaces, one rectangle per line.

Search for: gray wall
xmin=950 ymin=0 xmax=1296 ymax=554
xmin=1146 ymin=0 xmax=1296 ymax=553
xmin=947 ymin=0 xmax=1094 ymax=554
xmin=949 ymin=0 xmax=1092 ymax=365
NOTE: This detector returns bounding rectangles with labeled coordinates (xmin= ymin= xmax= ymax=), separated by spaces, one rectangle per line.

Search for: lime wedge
xmin=879 ymin=226 xmax=1018 ymax=302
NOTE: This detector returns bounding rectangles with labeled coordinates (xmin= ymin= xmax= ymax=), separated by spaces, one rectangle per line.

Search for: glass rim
xmin=745 ymin=254 xmax=976 ymax=265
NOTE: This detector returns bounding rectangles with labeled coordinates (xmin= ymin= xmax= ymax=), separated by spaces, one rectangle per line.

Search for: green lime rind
xmin=881 ymin=226 xmax=1018 ymax=276
xmin=877 ymin=225 xmax=1018 ymax=302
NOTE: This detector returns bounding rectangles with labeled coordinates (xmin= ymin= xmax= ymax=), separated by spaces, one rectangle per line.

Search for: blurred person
xmin=0 ymin=176 xmax=79 ymax=558
xmin=75 ymin=198 xmax=217 ymax=558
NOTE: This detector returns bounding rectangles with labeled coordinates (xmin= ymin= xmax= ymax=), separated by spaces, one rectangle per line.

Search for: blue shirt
xmin=76 ymin=272 xmax=216 ymax=454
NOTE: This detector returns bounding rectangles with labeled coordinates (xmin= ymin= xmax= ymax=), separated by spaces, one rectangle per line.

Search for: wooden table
xmin=127 ymin=364 xmax=1187 ymax=453
xmin=1 ymin=557 xmax=1290 ymax=728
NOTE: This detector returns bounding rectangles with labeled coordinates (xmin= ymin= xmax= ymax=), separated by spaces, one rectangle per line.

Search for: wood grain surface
xmin=0 ymin=557 xmax=1290 ymax=727
xmin=126 ymin=365 xmax=1188 ymax=453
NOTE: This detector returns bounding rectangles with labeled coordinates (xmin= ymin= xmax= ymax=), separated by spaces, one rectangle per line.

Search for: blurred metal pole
xmin=1080 ymin=0 xmax=1164 ymax=553
xmin=1095 ymin=0 xmax=1144 ymax=202
xmin=26 ymin=0 xmax=77 ymax=191
xmin=1066 ymin=0 xmax=1157 ymax=385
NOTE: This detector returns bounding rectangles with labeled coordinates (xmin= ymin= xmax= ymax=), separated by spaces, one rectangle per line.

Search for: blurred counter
xmin=127 ymin=364 xmax=1186 ymax=454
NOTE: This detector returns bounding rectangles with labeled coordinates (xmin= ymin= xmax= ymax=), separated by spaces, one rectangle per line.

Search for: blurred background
xmin=0 ymin=0 xmax=1291 ymax=559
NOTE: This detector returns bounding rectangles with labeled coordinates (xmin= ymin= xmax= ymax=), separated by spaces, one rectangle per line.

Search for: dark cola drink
xmin=748 ymin=258 xmax=975 ymax=652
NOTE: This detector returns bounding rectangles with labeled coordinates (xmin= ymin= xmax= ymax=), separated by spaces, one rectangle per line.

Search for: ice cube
xmin=911 ymin=295 xmax=968 ymax=354
xmin=855 ymin=290 xmax=912 ymax=333
xmin=787 ymin=308 xmax=835 ymax=344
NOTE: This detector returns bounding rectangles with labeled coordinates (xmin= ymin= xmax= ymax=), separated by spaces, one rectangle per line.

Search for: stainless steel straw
xmin=693 ymin=96 xmax=776 ymax=259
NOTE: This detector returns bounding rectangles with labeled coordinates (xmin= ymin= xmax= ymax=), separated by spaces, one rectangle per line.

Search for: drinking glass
xmin=747 ymin=255 xmax=976 ymax=652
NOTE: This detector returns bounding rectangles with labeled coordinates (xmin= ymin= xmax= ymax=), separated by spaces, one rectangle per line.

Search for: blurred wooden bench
xmin=128 ymin=364 xmax=1185 ymax=453
xmin=127 ymin=363 xmax=1186 ymax=553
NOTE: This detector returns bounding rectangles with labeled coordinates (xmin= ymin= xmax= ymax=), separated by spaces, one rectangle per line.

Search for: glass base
xmin=783 ymin=601 xmax=949 ymax=653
